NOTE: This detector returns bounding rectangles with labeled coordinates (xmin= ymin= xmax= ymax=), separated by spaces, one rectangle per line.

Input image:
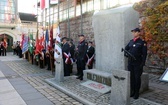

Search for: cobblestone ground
xmin=3 ymin=56 xmax=83 ymax=105
xmin=1 ymin=53 xmax=168 ymax=105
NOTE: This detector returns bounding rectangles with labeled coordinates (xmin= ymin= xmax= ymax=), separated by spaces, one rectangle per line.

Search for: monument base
xmin=84 ymin=69 xmax=149 ymax=93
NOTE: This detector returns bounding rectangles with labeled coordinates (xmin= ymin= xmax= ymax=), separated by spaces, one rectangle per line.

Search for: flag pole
xmin=67 ymin=0 xmax=70 ymax=38
xmin=58 ymin=0 xmax=60 ymax=24
xmin=49 ymin=1 xmax=51 ymax=30
xmin=80 ymin=0 xmax=83 ymax=35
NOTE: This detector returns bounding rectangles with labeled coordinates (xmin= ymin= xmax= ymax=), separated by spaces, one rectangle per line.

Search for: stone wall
xmin=59 ymin=12 xmax=94 ymax=45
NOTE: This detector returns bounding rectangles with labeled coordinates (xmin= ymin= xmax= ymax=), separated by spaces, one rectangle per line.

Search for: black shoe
xmin=75 ymin=73 xmax=79 ymax=76
xmin=47 ymin=68 xmax=51 ymax=71
xmin=133 ymin=92 xmax=139 ymax=99
xmin=76 ymin=76 xmax=81 ymax=79
xmin=80 ymin=78 xmax=83 ymax=81
xmin=130 ymin=91 xmax=135 ymax=97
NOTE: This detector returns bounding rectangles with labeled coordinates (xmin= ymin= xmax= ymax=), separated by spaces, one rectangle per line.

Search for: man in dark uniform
xmin=125 ymin=28 xmax=147 ymax=99
xmin=76 ymin=35 xmax=88 ymax=80
xmin=69 ymin=41 xmax=75 ymax=74
xmin=86 ymin=41 xmax=95 ymax=69
xmin=62 ymin=37 xmax=70 ymax=76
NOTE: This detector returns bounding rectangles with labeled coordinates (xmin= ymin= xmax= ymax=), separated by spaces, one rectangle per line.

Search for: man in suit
xmin=76 ymin=35 xmax=88 ymax=80
xmin=86 ymin=41 xmax=95 ymax=69
xmin=62 ymin=37 xmax=71 ymax=76
xmin=125 ymin=28 xmax=147 ymax=99
xmin=69 ymin=41 xmax=75 ymax=74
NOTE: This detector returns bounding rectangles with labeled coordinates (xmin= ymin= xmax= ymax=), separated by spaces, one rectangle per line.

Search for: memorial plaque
xmin=160 ymin=68 xmax=168 ymax=82
xmin=81 ymin=80 xmax=111 ymax=94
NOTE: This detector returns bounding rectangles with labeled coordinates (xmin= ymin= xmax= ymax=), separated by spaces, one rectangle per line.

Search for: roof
xmin=19 ymin=12 xmax=37 ymax=22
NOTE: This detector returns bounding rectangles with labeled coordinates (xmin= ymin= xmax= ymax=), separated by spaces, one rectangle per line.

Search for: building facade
xmin=0 ymin=0 xmax=38 ymax=51
xmin=41 ymin=0 xmax=139 ymax=44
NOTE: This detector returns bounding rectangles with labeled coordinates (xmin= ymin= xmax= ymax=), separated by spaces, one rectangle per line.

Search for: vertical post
xmin=80 ymin=0 xmax=83 ymax=35
xmin=49 ymin=3 xmax=51 ymax=29
xmin=74 ymin=0 xmax=77 ymax=17
xmin=93 ymin=0 xmax=94 ymax=10
xmin=67 ymin=0 xmax=70 ymax=38
xmin=45 ymin=9 xmax=46 ymax=29
xmin=58 ymin=0 xmax=60 ymax=23
xmin=37 ymin=0 xmax=38 ymax=32
xmin=14 ymin=0 xmax=18 ymax=23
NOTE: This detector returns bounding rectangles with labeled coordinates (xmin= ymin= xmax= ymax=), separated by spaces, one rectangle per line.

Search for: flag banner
xmin=3 ymin=35 xmax=8 ymax=49
xmin=21 ymin=33 xmax=25 ymax=49
xmin=28 ymin=33 xmax=34 ymax=54
xmin=86 ymin=54 xmax=95 ymax=66
xmin=45 ymin=29 xmax=49 ymax=50
xmin=35 ymin=30 xmax=40 ymax=54
xmin=40 ymin=0 xmax=45 ymax=10
xmin=49 ymin=26 xmax=53 ymax=51
xmin=54 ymin=26 xmax=62 ymax=59
xmin=22 ymin=35 xmax=29 ymax=54
xmin=50 ymin=0 xmax=58 ymax=4
xmin=63 ymin=52 xmax=73 ymax=65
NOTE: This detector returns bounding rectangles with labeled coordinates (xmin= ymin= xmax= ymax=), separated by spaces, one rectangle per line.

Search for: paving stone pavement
xmin=1 ymin=53 xmax=168 ymax=105
xmin=0 ymin=53 xmax=83 ymax=105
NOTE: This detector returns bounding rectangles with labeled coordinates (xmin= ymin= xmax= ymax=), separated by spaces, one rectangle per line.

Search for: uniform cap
xmin=78 ymin=34 xmax=85 ymax=37
xmin=131 ymin=28 xmax=140 ymax=32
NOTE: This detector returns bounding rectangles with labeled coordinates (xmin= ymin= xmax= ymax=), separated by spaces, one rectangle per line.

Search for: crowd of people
xmin=10 ymin=27 xmax=147 ymax=100
xmin=11 ymin=34 xmax=95 ymax=79
xmin=60 ymin=35 xmax=95 ymax=80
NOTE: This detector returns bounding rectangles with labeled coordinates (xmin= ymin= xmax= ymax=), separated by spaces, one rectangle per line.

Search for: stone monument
xmin=55 ymin=58 xmax=64 ymax=82
xmin=84 ymin=4 xmax=140 ymax=83
xmin=93 ymin=4 xmax=139 ymax=71
xmin=111 ymin=70 xmax=130 ymax=105
xmin=83 ymin=4 xmax=149 ymax=105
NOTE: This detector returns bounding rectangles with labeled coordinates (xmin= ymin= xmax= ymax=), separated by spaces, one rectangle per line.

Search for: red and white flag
xmin=63 ymin=52 xmax=73 ymax=65
xmin=54 ymin=26 xmax=62 ymax=59
xmin=86 ymin=54 xmax=95 ymax=66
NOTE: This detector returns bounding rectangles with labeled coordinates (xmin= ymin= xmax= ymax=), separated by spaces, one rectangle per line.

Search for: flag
xmin=3 ymin=35 xmax=7 ymax=49
xmin=28 ymin=33 xmax=33 ymax=54
xmin=54 ymin=26 xmax=62 ymax=59
xmin=40 ymin=0 xmax=45 ymax=10
xmin=21 ymin=33 xmax=25 ymax=49
xmin=39 ymin=35 xmax=45 ymax=50
xmin=49 ymin=26 xmax=53 ymax=51
xmin=22 ymin=35 xmax=29 ymax=54
xmin=86 ymin=54 xmax=95 ymax=66
xmin=35 ymin=30 xmax=40 ymax=54
xmin=63 ymin=52 xmax=73 ymax=64
xmin=45 ymin=29 xmax=49 ymax=50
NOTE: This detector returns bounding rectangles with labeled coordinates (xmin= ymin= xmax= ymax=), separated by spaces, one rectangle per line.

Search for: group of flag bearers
xmin=13 ymin=26 xmax=95 ymax=78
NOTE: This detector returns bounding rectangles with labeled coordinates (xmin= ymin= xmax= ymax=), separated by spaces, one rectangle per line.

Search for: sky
xmin=18 ymin=0 xmax=38 ymax=13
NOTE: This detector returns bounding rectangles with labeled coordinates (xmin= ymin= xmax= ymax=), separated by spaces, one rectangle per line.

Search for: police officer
xmin=76 ymin=35 xmax=88 ymax=80
xmin=125 ymin=28 xmax=147 ymax=99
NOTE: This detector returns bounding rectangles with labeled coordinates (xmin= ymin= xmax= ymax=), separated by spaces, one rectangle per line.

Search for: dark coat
xmin=87 ymin=46 xmax=95 ymax=58
xmin=70 ymin=44 xmax=75 ymax=59
xmin=125 ymin=38 xmax=147 ymax=65
xmin=62 ymin=42 xmax=70 ymax=59
xmin=77 ymin=40 xmax=88 ymax=60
